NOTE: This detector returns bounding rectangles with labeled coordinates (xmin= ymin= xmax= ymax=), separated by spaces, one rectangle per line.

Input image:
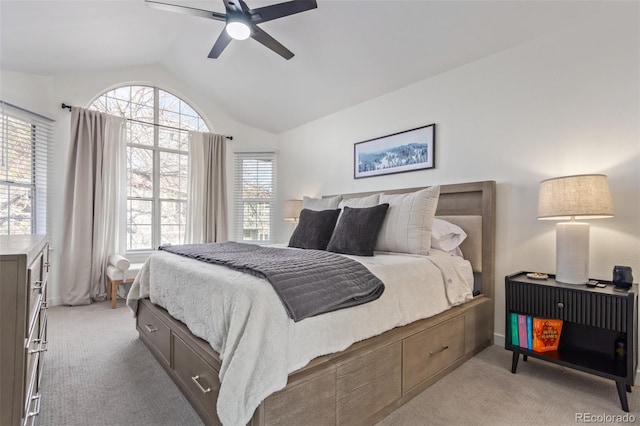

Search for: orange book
xmin=532 ymin=318 xmax=563 ymax=352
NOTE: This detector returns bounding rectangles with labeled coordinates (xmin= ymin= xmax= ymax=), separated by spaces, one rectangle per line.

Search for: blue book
xmin=510 ymin=313 xmax=519 ymax=346
xmin=527 ymin=316 xmax=533 ymax=350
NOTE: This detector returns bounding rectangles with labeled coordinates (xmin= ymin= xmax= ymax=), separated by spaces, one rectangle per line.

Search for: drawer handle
xmin=430 ymin=345 xmax=449 ymax=356
xmin=191 ymin=375 xmax=211 ymax=394
xmin=144 ymin=324 xmax=158 ymax=333
xmin=557 ymin=302 xmax=565 ymax=309
xmin=29 ymin=340 xmax=48 ymax=354
xmin=27 ymin=393 xmax=41 ymax=418
xmin=32 ymin=280 xmax=43 ymax=291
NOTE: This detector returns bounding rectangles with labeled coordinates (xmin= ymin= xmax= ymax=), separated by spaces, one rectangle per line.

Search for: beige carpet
xmin=38 ymin=300 xmax=639 ymax=425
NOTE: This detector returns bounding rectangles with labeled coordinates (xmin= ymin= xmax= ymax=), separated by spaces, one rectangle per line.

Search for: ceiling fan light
xmin=226 ymin=21 xmax=251 ymax=40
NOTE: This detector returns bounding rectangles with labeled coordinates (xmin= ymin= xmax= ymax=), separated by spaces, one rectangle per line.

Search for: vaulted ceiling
xmin=0 ymin=1 xmax=609 ymax=133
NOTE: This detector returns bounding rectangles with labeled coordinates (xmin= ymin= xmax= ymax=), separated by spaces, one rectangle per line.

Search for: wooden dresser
xmin=0 ymin=235 xmax=50 ymax=426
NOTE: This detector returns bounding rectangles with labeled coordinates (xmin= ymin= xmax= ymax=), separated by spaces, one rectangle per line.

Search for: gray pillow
xmin=288 ymin=208 xmax=341 ymax=250
xmin=327 ymin=204 xmax=390 ymax=256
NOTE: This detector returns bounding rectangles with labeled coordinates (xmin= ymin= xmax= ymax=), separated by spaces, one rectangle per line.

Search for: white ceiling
xmin=0 ymin=1 xmax=608 ymax=134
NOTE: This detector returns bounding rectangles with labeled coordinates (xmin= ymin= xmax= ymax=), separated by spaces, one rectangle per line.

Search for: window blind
xmin=0 ymin=101 xmax=53 ymax=236
xmin=233 ymin=152 xmax=276 ymax=243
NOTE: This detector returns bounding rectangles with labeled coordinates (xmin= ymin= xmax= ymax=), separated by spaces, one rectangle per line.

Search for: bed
xmin=128 ymin=180 xmax=496 ymax=426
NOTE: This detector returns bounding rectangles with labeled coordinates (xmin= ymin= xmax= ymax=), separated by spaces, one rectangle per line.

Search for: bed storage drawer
xmin=263 ymin=365 xmax=336 ymax=426
xmin=173 ymin=335 xmax=220 ymax=423
xmin=136 ymin=302 xmax=171 ymax=366
xmin=336 ymin=342 xmax=402 ymax=425
xmin=402 ymin=315 xmax=465 ymax=393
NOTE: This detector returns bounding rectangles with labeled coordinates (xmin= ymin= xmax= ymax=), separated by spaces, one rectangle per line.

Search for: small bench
xmin=106 ymin=256 xmax=142 ymax=309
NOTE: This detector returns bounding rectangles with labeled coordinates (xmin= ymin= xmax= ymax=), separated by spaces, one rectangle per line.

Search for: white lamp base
xmin=556 ymin=222 xmax=590 ymax=284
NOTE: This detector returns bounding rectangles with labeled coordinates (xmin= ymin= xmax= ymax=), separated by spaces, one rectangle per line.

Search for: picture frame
xmin=354 ymin=123 xmax=435 ymax=179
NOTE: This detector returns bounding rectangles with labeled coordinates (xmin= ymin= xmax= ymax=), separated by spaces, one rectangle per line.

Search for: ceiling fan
xmin=146 ymin=0 xmax=318 ymax=60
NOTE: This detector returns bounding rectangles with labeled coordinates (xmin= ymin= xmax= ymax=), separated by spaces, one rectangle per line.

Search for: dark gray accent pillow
xmin=288 ymin=208 xmax=341 ymax=250
xmin=327 ymin=204 xmax=390 ymax=256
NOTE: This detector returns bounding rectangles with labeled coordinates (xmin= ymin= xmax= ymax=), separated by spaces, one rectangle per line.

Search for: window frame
xmin=0 ymin=101 xmax=51 ymax=236
xmin=233 ymin=152 xmax=277 ymax=244
xmin=89 ymin=85 xmax=209 ymax=254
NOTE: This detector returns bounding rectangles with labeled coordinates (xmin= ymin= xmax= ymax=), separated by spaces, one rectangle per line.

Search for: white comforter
xmin=127 ymin=248 xmax=473 ymax=426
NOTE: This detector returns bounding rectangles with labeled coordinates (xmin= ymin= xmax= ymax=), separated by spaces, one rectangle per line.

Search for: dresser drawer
xmin=22 ymin=339 xmax=42 ymax=424
xmin=26 ymin=253 xmax=44 ymax=338
xmin=506 ymin=281 xmax=629 ymax=332
xmin=27 ymin=279 xmax=46 ymax=346
xmin=402 ymin=315 xmax=465 ymax=393
xmin=37 ymin=305 xmax=48 ymax=389
xmin=23 ymin=390 xmax=41 ymax=426
xmin=42 ymin=244 xmax=50 ymax=283
xmin=136 ymin=302 xmax=171 ymax=366
xmin=173 ymin=335 xmax=220 ymax=423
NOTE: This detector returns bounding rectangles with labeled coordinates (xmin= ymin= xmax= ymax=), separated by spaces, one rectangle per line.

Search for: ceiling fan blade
xmin=250 ymin=0 xmax=317 ymax=23
xmin=145 ymin=0 xmax=226 ymax=21
xmin=250 ymin=25 xmax=294 ymax=60
xmin=208 ymin=31 xmax=233 ymax=58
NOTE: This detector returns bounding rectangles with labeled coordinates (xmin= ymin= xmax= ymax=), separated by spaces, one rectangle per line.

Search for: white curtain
xmin=59 ymin=107 xmax=126 ymax=305
xmin=186 ymin=132 xmax=228 ymax=243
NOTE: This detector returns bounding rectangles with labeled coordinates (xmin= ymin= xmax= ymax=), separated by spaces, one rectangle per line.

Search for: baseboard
xmin=46 ymin=296 xmax=127 ymax=307
xmin=48 ymin=297 xmax=63 ymax=307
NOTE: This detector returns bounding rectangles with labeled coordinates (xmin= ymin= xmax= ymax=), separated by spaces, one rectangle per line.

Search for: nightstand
xmin=505 ymin=272 xmax=638 ymax=412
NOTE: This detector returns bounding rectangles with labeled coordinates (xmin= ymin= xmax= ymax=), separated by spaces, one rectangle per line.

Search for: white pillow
xmin=336 ymin=194 xmax=381 ymax=223
xmin=302 ymin=195 xmax=342 ymax=211
xmin=375 ymin=186 xmax=440 ymax=255
xmin=431 ymin=218 xmax=467 ymax=252
xmin=338 ymin=193 xmax=380 ymax=210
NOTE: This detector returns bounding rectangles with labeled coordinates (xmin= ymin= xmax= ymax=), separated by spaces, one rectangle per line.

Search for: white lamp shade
xmin=283 ymin=199 xmax=303 ymax=221
xmin=537 ymin=174 xmax=614 ymax=220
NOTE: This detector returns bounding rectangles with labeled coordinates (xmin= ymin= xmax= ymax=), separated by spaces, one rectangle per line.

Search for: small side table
xmin=106 ymin=263 xmax=142 ymax=309
xmin=505 ymin=272 xmax=638 ymax=412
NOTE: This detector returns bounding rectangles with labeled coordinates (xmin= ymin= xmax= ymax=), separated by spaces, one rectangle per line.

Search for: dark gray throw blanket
xmin=159 ymin=242 xmax=385 ymax=322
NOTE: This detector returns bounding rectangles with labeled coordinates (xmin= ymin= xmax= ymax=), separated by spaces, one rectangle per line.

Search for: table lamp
xmin=537 ymin=174 xmax=614 ymax=284
xmin=282 ymin=199 xmax=303 ymax=223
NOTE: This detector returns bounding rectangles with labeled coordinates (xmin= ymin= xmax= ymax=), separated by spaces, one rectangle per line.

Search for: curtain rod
xmin=61 ymin=103 xmax=233 ymax=140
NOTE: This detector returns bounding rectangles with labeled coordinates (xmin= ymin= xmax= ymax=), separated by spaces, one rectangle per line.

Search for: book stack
xmin=509 ymin=313 xmax=563 ymax=352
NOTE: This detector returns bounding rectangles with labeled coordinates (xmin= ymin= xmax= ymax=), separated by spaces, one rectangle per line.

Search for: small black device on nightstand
xmin=614 ymin=266 xmax=634 ymax=290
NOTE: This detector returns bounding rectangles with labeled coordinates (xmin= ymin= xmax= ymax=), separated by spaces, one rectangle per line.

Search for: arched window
xmin=90 ymin=85 xmax=209 ymax=251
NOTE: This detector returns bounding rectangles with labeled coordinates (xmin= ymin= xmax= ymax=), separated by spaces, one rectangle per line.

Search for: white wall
xmin=0 ymin=70 xmax=56 ymax=118
xmin=1 ymin=64 xmax=277 ymax=305
xmin=275 ymin=5 xmax=640 ymax=343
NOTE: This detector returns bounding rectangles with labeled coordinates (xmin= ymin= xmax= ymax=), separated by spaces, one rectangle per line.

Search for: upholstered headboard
xmin=327 ymin=181 xmax=496 ymax=299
